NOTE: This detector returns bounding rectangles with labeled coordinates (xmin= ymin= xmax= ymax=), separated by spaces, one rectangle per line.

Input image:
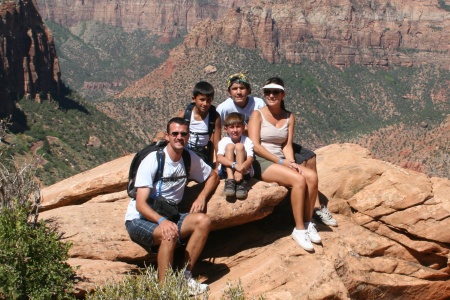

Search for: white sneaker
xmin=313 ymin=205 xmax=338 ymax=227
xmin=307 ymin=222 xmax=322 ymax=244
xmin=185 ymin=277 xmax=209 ymax=296
xmin=291 ymin=228 xmax=314 ymax=251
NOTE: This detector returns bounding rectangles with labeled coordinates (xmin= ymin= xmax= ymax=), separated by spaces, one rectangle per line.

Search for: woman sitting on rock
xmin=248 ymin=76 xmax=320 ymax=252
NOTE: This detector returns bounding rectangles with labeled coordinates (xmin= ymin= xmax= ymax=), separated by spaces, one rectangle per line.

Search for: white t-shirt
xmin=187 ymin=111 xmax=210 ymax=148
xmin=217 ymin=135 xmax=255 ymax=176
xmin=216 ymin=96 xmax=266 ymax=125
xmin=125 ymin=147 xmax=212 ymax=221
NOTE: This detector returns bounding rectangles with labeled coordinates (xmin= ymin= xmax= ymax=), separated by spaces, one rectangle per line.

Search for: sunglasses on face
xmin=169 ymin=131 xmax=189 ymax=137
xmin=263 ymin=89 xmax=282 ymax=96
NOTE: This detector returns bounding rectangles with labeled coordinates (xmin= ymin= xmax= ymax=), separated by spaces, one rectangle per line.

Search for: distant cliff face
xmin=183 ymin=0 xmax=450 ymax=68
xmin=36 ymin=0 xmax=450 ymax=69
xmin=0 ymin=0 xmax=60 ymax=118
xmin=35 ymin=0 xmax=248 ymax=38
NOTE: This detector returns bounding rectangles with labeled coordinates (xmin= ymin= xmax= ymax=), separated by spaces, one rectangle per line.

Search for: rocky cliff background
xmin=36 ymin=0 xmax=450 ymax=68
xmin=0 ymin=0 xmax=449 ymax=184
xmin=0 ymin=0 xmax=60 ymax=119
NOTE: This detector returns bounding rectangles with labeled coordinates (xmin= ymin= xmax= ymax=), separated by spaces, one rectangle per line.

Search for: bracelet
xmin=231 ymin=162 xmax=236 ymax=169
xmin=278 ymin=158 xmax=283 ymax=165
xmin=157 ymin=217 xmax=166 ymax=225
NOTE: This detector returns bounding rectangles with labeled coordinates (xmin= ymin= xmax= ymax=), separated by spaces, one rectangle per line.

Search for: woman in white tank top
xmin=248 ymin=77 xmax=321 ymax=252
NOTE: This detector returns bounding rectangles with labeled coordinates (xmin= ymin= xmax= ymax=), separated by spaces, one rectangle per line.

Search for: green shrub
xmin=0 ymin=156 xmax=74 ymax=299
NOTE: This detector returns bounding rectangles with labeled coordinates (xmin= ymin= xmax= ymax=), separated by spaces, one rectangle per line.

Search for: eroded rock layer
xmin=0 ymin=0 xmax=60 ymax=116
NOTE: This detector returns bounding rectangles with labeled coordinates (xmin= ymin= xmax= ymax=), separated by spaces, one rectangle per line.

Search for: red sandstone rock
xmin=39 ymin=143 xmax=450 ymax=298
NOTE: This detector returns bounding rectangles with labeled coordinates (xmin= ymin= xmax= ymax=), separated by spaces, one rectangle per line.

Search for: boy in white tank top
xmin=177 ymin=81 xmax=221 ymax=170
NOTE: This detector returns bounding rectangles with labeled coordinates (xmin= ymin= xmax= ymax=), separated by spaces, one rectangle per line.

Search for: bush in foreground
xmin=0 ymin=119 xmax=74 ymax=299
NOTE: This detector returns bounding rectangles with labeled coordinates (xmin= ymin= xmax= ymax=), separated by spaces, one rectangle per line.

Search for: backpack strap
xmin=156 ymin=149 xmax=165 ymax=196
xmin=184 ymin=102 xmax=195 ymax=124
xmin=207 ymin=105 xmax=217 ymax=135
xmin=181 ymin=149 xmax=191 ymax=179
xmin=156 ymin=149 xmax=191 ymax=184
xmin=184 ymin=102 xmax=216 ymax=136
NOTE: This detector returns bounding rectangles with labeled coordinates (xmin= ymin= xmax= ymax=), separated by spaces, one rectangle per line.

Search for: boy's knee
xmin=225 ymin=143 xmax=235 ymax=152
xmin=235 ymin=143 xmax=245 ymax=151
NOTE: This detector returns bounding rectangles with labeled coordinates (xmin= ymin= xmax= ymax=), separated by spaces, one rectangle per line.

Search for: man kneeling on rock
xmin=125 ymin=117 xmax=219 ymax=295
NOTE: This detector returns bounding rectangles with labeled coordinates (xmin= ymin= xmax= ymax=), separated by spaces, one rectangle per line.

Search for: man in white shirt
xmin=125 ymin=117 xmax=219 ymax=295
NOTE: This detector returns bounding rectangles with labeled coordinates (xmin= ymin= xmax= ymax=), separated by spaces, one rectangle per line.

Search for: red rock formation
xmin=114 ymin=0 xmax=450 ymax=99
xmin=183 ymin=0 xmax=450 ymax=68
xmin=35 ymin=0 xmax=248 ymax=34
xmin=36 ymin=0 xmax=450 ymax=70
xmin=0 ymin=0 xmax=60 ymax=118
xmin=39 ymin=143 xmax=450 ymax=299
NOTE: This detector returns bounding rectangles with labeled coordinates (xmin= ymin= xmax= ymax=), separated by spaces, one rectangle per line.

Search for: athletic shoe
xmin=291 ymin=228 xmax=314 ymax=251
xmin=313 ymin=205 xmax=338 ymax=227
xmin=185 ymin=277 xmax=209 ymax=295
xmin=223 ymin=179 xmax=236 ymax=197
xmin=307 ymin=222 xmax=322 ymax=244
xmin=235 ymin=180 xmax=248 ymax=199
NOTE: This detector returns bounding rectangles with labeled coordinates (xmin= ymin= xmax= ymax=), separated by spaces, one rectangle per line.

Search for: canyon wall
xmin=35 ymin=0 xmax=247 ymax=39
xmin=35 ymin=0 xmax=450 ymax=68
xmin=0 ymin=0 xmax=60 ymax=118
xmin=184 ymin=0 xmax=450 ymax=68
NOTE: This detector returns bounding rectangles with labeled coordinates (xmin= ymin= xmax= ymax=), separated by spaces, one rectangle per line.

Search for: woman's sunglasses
xmin=263 ymin=89 xmax=282 ymax=96
xmin=169 ymin=131 xmax=189 ymax=137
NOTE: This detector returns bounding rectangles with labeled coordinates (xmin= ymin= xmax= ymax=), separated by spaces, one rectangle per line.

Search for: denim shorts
xmin=125 ymin=212 xmax=189 ymax=253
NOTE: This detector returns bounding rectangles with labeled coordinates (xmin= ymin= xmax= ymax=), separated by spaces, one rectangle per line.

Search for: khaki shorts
xmin=253 ymin=155 xmax=275 ymax=179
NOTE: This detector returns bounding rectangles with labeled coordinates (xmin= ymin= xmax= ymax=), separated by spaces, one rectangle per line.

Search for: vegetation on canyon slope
xmin=95 ymin=40 xmax=450 ymax=178
xmin=4 ymin=87 xmax=146 ymax=185
xmin=4 ymin=20 xmax=448 ymax=186
xmin=46 ymin=20 xmax=185 ymax=100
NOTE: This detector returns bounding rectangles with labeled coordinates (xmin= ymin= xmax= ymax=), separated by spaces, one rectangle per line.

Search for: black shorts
xmin=293 ymin=143 xmax=316 ymax=164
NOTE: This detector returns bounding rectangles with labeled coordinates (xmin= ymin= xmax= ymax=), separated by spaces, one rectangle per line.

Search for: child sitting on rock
xmin=216 ymin=112 xmax=254 ymax=199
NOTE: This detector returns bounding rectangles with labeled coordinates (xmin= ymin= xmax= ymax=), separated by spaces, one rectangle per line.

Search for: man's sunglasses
xmin=263 ymin=89 xmax=282 ymax=96
xmin=169 ymin=131 xmax=189 ymax=137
